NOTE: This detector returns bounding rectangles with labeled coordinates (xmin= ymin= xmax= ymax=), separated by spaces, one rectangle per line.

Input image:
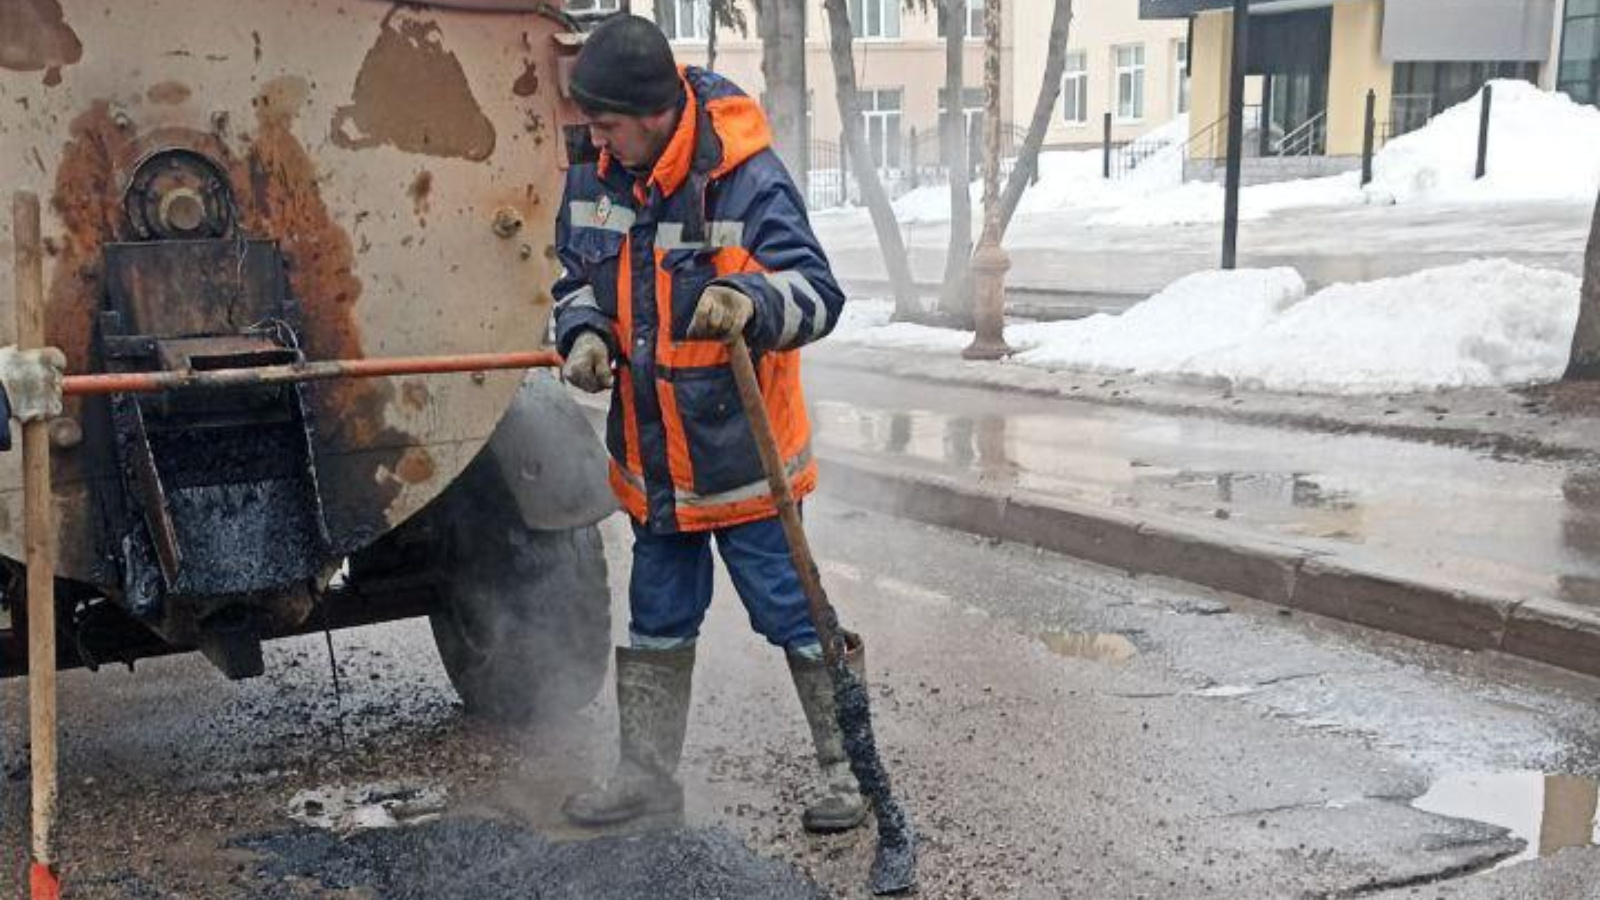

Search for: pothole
xmin=1039 ymin=631 xmax=1138 ymax=663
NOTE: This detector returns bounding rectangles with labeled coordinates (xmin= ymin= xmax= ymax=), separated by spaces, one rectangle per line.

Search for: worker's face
xmin=585 ymin=107 xmax=679 ymax=171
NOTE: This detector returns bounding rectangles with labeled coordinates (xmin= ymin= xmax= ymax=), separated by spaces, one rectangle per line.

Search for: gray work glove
xmin=0 ymin=345 xmax=66 ymax=422
xmin=687 ymin=285 xmax=754 ymax=344
xmin=562 ymin=330 xmax=613 ymax=393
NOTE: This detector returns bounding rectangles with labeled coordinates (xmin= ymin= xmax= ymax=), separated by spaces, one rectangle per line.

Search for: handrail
xmin=1275 ymin=110 xmax=1327 ymax=157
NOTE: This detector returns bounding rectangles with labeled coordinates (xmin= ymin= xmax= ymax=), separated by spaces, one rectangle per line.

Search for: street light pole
xmin=964 ymin=0 xmax=1011 ymax=360
xmin=1221 ymin=0 xmax=1249 ymax=270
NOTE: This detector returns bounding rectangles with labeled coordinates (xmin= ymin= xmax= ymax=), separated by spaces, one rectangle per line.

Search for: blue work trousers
xmin=628 ymin=514 xmax=818 ymax=652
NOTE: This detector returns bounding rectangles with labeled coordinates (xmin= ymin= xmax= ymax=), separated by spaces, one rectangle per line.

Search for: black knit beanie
xmin=571 ymin=15 xmax=683 ymax=116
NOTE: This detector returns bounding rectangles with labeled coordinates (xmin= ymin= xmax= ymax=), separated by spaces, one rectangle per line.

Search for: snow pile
xmin=889 ymin=113 xmax=1366 ymax=228
xmin=877 ymin=82 xmax=1598 ymax=231
xmin=829 ymin=298 xmax=975 ymax=351
xmin=1368 ymin=80 xmax=1600 ymax=204
xmin=834 ymin=260 xmax=1582 ymax=394
xmin=892 ymin=116 xmax=1192 ymax=226
xmin=1012 ymin=268 xmax=1306 ymax=372
xmin=1179 ymin=260 xmax=1581 ymax=393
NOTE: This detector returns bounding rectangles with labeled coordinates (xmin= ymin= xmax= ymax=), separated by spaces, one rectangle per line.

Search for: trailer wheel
xmin=431 ymin=522 xmax=611 ymax=726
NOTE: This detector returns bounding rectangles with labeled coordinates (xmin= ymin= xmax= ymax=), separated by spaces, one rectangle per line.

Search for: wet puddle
xmin=805 ymin=370 xmax=1600 ymax=605
xmin=1411 ymin=771 xmax=1600 ymax=867
xmin=1040 ymin=631 xmax=1138 ymax=663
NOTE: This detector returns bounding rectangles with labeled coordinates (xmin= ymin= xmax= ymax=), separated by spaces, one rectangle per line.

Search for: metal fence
xmin=804 ymin=123 xmax=1032 ymax=211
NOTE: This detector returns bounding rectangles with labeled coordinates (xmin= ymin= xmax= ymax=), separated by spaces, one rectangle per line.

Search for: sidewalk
xmin=813 ymin=199 xmax=1590 ymax=299
xmin=799 ymin=351 xmax=1600 ymax=679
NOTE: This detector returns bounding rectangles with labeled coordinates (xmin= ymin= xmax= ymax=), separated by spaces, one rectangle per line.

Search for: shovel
xmin=728 ymin=335 xmax=917 ymax=896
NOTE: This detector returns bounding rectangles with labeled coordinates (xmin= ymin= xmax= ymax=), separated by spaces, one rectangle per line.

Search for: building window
xmin=566 ymin=0 xmax=621 ymax=13
xmin=1561 ymin=0 xmax=1600 ymax=105
xmin=937 ymin=0 xmax=983 ymax=39
xmin=1391 ymin=60 xmax=1540 ymax=136
xmin=939 ymin=86 xmax=985 ymax=162
xmin=1062 ymin=51 xmax=1088 ymax=124
xmin=660 ymin=0 xmax=709 ymax=41
xmin=861 ymin=89 xmax=903 ymax=169
xmin=1175 ymin=39 xmax=1190 ymax=115
xmin=851 ymin=0 xmax=900 ymax=39
xmin=1114 ymin=44 xmax=1145 ymax=122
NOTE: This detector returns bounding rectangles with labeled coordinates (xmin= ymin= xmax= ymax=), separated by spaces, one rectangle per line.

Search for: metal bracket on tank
xmin=94 ymin=234 xmax=335 ymax=677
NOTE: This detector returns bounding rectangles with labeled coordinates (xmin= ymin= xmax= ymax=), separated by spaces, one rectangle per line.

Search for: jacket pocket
xmin=661 ymin=249 xmax=718 ymax=342
xmin=572 ymin=230 xmax=626 ymax=314
xmin=668 ymin=367 xmax=764 ymax=498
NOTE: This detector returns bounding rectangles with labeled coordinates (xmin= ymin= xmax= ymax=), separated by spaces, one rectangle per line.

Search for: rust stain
xmin=245 ymin=76 xmax=400 ymax=457
xmin=329 ymin=9 xmax=496 ymax=161
xmin=43 ymin=80 xmax=427 ymax=564
xmin=407 ymin=170 xmax=432 ymax=223
xmin=45 ymin=104 xmax=244 ymax=487
xmin=46 ymin=101 xmax=141 ymax=377
xmin=393 ymin=447 xmax=436 ymax=485
xmin=147 ymin=81 xmax=192 ymax=106
xmin=0 ymin=0 xmax=83 ymax=86
xmin=400 ymin=379 xmax=430 ymax=412
xmin=512 ymin=58 xmax=540 ymax=97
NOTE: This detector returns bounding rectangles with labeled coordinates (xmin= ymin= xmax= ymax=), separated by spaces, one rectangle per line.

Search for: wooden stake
xmin=15 ymin=191 xmax=61 ymax=900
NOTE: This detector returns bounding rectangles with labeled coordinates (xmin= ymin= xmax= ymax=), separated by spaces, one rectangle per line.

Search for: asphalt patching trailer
xmin=0 ymin=0 xmax=616 ymax=724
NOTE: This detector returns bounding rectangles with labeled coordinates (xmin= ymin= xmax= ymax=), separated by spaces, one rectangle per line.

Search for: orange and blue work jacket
xmin=553 ymin=67 xmax=845 ymax=534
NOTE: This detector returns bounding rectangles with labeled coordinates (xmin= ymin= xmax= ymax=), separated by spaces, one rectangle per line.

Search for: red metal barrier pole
xmin=63 ymin=350 xmax=564 ymax=397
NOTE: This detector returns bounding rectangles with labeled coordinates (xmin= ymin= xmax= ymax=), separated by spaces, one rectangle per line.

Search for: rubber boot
xmin=563 ymin=645 xmax=695 ymax=826
xmin=787 ymin=643 xmax=869 ymax=834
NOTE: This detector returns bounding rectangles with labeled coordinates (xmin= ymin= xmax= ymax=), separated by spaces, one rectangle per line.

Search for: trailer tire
xmin=430 ymin=523 xmax=611 ymax=726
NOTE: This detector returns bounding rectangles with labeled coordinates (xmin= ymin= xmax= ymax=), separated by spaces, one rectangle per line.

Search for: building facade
xmin=1140 ymin=0 xmax=1594 ymax=182
xmin=573 ymin=1 xmax=1187 ymax=183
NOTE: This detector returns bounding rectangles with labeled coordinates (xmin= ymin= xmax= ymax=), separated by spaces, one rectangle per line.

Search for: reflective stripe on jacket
xmin=552 ymin=66 xmax=845 ymax=534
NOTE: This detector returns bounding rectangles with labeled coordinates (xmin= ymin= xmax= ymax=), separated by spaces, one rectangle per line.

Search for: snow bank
xmin=829 ymin=298 xmax=976 ymax=352
xmin=835 ymin=261 xmax=1582 ymax=395
xmin=1183 ymin=260 xmax=1582 ymax=393
xmin=890 ymin=113 xmax=1369 ymax=228
xmin=1011 ymin=268 xmax=1306 ymax=371
xmin=879 ymin=82 xmax=1596 ymax=231
xmin=892 ymin=116 xmax=1192 ymax=226
xmin=1369 ymin=80 xmax=1600 ymax=204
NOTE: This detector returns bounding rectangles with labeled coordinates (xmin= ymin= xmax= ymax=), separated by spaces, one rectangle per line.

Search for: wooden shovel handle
xmin=727 ymin=336 xmax=845 ymax=666
xmin=15 ymin=191 xmax=61 ymax=899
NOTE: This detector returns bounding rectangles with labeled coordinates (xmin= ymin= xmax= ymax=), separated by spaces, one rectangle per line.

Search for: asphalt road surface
xmin=5 ymin=498 xmax=1600 ymax=899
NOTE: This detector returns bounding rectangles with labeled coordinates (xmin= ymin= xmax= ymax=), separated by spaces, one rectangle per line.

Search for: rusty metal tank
xmin=0 ymin=0 xmax=614 ymax=702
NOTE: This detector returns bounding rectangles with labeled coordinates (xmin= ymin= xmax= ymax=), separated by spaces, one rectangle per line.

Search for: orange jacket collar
xmin=646 ymin=69 xmax=699 ymax=198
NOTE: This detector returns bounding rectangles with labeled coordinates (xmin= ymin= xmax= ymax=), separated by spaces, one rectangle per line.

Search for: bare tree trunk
xmin=708 ymin=3 xmax=719 ymax=71
xmin=1564 ymin=189 xmax=1600 ymax=379
xmin=935 ymin=0 xmax=974 ymax=325
xmin=822 ymin=0 xmax=919 ymax=319
xmin=995 ymin=0 xmax=1073 ymax=240
xmin=758 ymin=0 xmax=809 ymax=186
xmin=654 ymin=0 xmax=669 ymax=27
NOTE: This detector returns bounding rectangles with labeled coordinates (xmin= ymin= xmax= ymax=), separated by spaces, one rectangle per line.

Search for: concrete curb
xmin=816 ymin=449 xmax=1600 ymax=680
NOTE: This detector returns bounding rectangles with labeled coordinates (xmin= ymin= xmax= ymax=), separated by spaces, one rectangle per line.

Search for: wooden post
xmin=15 ymin=192 xmax=61 ymax=900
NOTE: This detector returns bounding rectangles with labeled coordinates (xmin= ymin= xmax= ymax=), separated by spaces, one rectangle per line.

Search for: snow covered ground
xmin=823 ymin=80 xmax=1600 ymax=232
xmin=829 ymin=260 xmax=1582 ymax=396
